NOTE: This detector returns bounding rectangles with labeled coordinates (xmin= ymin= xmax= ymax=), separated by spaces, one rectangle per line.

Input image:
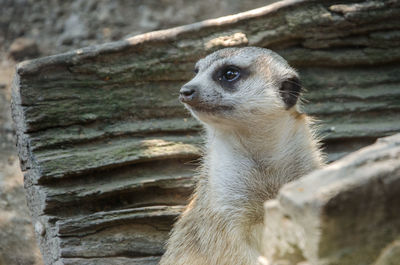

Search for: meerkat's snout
xmin=179 ymin=85 xmax=198 ymax=104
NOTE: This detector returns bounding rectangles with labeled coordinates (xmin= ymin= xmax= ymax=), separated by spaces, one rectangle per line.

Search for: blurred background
xmin=0 ymin=1 xmax=277 ymax=264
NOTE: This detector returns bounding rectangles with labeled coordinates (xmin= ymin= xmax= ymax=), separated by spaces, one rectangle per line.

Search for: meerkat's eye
xmin=219 ymin=66 xmax=241 ymax=82
xmin=194 ymin=67 xmax=199 ymax=74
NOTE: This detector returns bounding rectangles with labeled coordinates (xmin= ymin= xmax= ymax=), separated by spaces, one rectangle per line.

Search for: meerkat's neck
xmin=202 ymin=111 xmax=323 ymax=218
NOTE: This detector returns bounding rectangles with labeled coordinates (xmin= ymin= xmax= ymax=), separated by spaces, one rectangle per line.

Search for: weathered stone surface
xmin=262 ymin=133 xmax=400 ymax=265
xmin=11 ymin=0 xmax=400 ymax=264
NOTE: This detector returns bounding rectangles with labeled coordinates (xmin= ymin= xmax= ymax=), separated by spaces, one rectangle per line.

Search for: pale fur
xmin=160 ymin=47 xmax=324 ymax=265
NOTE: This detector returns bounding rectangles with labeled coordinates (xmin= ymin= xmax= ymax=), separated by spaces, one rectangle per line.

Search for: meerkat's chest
xmin=208 ymin=145 xmax=255 ymax=200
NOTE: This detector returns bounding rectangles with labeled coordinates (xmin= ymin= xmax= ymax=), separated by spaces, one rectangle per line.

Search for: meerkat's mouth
xmin=185 ymin=103 xmax=233 ymax=114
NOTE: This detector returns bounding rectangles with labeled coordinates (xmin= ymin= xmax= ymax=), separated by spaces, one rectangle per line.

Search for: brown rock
xmin=8 ymin=38 xmax=40 ymax=61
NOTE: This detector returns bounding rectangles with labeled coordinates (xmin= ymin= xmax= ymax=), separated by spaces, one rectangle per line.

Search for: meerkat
xmin=160 ymin=47 xmax=324 ymax=265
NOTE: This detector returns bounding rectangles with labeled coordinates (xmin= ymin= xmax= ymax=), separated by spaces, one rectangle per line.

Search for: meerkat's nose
xmin=179 ymin=85 xmax=198 ymax=103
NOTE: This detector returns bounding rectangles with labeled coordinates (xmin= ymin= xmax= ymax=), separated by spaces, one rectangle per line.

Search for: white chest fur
xmin=207 ymin=133 xmax=255 ymax=213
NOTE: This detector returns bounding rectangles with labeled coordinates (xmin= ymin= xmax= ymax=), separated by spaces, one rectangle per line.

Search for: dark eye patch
xmin=219 ymin=66 xmax=240 ymax=82
xmin=214 ymin=65 xmax=245 ymax=91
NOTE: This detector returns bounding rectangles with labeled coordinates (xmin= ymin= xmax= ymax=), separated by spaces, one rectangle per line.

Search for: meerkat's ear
xmin=279 ymin=77 xmax=302 ymax=109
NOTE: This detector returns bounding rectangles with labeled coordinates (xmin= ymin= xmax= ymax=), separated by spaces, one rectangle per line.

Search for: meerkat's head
xmin=179 ymin=47 xmax=302 ymax=129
